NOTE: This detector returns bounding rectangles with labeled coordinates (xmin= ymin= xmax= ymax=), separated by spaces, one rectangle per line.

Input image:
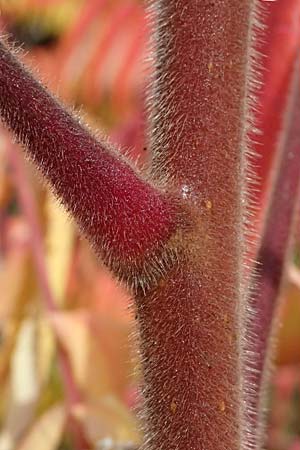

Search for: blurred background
xmin=0 ymin=1 xmax=299 ymax=449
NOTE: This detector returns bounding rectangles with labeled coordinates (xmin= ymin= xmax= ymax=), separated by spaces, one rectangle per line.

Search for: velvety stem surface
xmin=0 ymin=40 xmax=181 ymax=291
xmin=247 ymin=61 xmax=300 ymax=450
xmin=137 ymin=2 xmax=255 ymax=450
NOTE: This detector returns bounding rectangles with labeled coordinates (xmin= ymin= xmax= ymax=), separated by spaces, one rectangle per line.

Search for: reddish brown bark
xmin=138 ymin=2 xmax=256 ymax=449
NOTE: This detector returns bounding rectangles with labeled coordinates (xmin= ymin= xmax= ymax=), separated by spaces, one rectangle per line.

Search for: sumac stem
xmin=0 ymin=1 xmax=262 ymax=448
xmin=0 ymin=40 xmax=183 ymax=292
xmin=247 ymin=59 xmax=300 ymax=450
xmin=135 ymin=2 xmax=256 ymax=450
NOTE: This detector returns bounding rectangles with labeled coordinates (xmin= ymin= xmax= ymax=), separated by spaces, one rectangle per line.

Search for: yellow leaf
xmin=18 ymin=404 xmax=65 ymax=450
xmin=36 ymin=317 xmax=55 ymax=386
xmin=74 ymin=396 xmax=140 ymax=446
xmin=45 ymin=192 xmax=74 ymax=307
xmin=37 ymin=193 xmax=74 ymax=382
xmin=0 ymin=319 xmax=39 ymax=450
xmin=50 ymin=310 xmax=113 ymax=394
xmin=0 ymin=254 xmax=35 ymax=383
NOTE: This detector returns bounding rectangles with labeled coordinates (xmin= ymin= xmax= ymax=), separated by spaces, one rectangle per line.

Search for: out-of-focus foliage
xmin=0 ymin=1 xmax=145 ymax=448
xmin=0 ymin=1 xmax=299 ymax=449
xmin=268 ymin=263 xmax=300 ymax=450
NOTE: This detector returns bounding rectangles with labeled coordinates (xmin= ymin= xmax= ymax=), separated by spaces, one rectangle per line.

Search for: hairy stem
xmin=246 ymin=59 xmax=300 ymax=450
xmin=0 ymin=39 xmax=183 ymax=292
xmin=135 ymin=2 xmax=256 ymax=450
xmin=0 ymin=2 xmax=269 ymax=449
xmin=254 ymin=0 xmax=300 ymax=230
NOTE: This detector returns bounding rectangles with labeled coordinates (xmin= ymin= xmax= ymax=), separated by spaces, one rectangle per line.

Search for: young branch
xmin=253 ymin=0 xmax=300 ymax=229
xmin=246 ymin=59 xmax=300 ymax=450
xmin=0 ymin=39 xmax=184 ymax=292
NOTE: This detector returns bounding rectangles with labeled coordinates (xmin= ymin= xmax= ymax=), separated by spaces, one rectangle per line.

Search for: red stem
xmin=253 ymin=0 xmax=300 ymax=230
xmin=0 ymin=40 xmax=183 ymax=292
xmin=111 ymin=10 xmax=147 ymax=109
xmin=61 ymin=0 xmax=107 ymax=59
xmin=137 ymin=2 xmax=256 ymax=450
xmin=83 ymin=1 xmax=138 ymax=105
xmin=246 ymin=59 xmax=300 ymax=450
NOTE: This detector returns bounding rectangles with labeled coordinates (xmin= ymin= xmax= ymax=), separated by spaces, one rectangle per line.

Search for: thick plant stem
xmin=254 ymin=0 xmax=300 ymax=229
xmin=0 ymin=40 xmax=184 ymax=292
xmin=246 ymin=61 xmax=300 ymax=450
xmin=136 ymin=2 xmax=255 ymax=450
xmin=0 ymin=2 xmax=258 ymax=449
